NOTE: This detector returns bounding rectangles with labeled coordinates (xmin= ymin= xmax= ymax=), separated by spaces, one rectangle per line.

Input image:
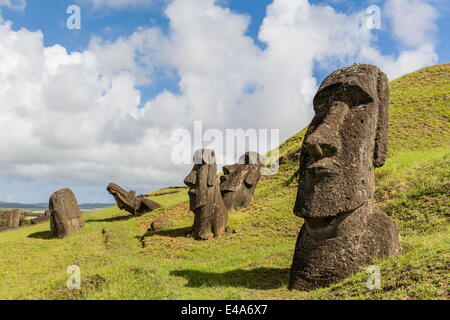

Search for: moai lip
xmin=289 ymin=64 xmax=401 ymax=291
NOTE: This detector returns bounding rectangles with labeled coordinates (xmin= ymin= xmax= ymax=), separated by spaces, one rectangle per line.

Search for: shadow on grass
xmin=27 ymin=230 xmax=53 ymax=239
xmin=139 ymin=227 xmax=192 ymax=239
xmin=86 ymin=215 xmax=135 ymax=223
xmin=170 ymin=267 xmax=289 ymax=290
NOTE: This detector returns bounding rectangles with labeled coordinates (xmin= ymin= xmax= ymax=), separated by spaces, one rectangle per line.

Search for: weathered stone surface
xmin=49 ymin=188 xmax=84 ymax=238
xmin=150 ymin=217 xmax=172 ymax=231
xmin=107 ymin=183 xmax=161 ymax=215
xmin=220 ymin=152 xmax=265 ymax=211
xmin=289 ymin=64 xmax=400 ymax=291
xmin=0 ymin=209 xmax=22 ymax=230
xmin=184 ymin=149 xmax=228 ymax=240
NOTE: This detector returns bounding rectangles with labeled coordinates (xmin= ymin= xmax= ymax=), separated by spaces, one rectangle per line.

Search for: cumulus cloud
xmin=371 ymin=0 xmax=439 ymax=78
xmin=0 ymin=20 xmax=178 ymax=201
xmin=141 ymin=0 xmax=439 ymax=134
xmin=0 ymin=0 xmax=441 ymax=202
xmin=385 ymin=0 xmax=438 ymax=47
xmin=0 ymin=0 xmax=25 ymax=10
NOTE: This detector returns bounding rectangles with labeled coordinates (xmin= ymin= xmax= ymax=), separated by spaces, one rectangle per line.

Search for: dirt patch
xmin=102 ymin=228 xmax=112 ymax=248
xmin=53 ymin=274 xmax=107 ymax=299
xmin=138 ymin=202 xmax=191 ymax=231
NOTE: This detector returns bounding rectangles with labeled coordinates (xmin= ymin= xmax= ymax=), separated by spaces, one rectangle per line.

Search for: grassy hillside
xmin=0 ymin=64 xmax=449 ymax=300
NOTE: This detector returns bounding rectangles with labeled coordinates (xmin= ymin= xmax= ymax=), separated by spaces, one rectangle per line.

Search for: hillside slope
xmin=0 ymin=64 xmax=449 ymax=300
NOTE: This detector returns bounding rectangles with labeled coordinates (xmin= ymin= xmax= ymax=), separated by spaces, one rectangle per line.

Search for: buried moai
xmin=49 ymin=188 xmax=84 ymax=238
xmin=0 ymin=209 xmax=22 ymax=231
xmin=184 ymin=149 xmax=228 ymax=240
xmin=289 ymin=64 xmax=401 ymax=291
xmin=107 ymin=183 xmax=161 ymax=215
xmin=220 ymin=152 xmax=265 ymax=211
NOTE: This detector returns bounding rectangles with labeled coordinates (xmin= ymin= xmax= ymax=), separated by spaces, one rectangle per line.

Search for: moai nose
xmin=184 ymin=169 xmax=197 ymax=188
xmin=305 ymin=101 xmax=349 ymax=161
xmin=305 ymin=143 xmax=324 ymax=161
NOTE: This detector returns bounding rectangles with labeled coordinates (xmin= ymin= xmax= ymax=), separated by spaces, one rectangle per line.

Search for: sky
xmin=0 ymin=0 xmax=448 ymax=204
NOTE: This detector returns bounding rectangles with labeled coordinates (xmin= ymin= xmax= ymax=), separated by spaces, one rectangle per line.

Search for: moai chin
xmin=107 ymin=183 xmax=161 ymax=215
xmin=220 ymin=152 xmax=265 ymax=211
xmin=289 ymin=64 xmax=401 ymax=291
xmin=184 ymin=149 xmax=228 ymax=240
xmin=49 ymin=188 xmax=84 ymax=239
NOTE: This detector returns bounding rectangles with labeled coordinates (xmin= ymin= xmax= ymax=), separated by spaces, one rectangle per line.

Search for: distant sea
xmin=0 ymin=202 xmax=114 ymax=210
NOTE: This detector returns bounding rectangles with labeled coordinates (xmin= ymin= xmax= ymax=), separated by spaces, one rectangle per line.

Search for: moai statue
xmin=289 ymin=64 xmax=401 ymax=291
xmin=49 ymin=188 xmax=84 ymax=238
xmin=184 ymin=149 xmax=228 ymax=240
xmin=31 ymin=210 xmax=51 ymax=225
xmin=0 ymin=209 xmax=22 ymax=229
xmin=107 ymin=183 xmax=161 ymax=215
xmin=220 ymin=152 xmax=265 ymax=211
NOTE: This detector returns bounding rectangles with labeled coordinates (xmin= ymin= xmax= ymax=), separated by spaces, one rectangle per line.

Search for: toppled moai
xmin=49 ymin=188 xmax=85 ymax=238
xmin=0 ymin=209 xmax=22 ymax=231
xmin=184 ymin=149 xmax=228 ymax=240
xmin=107 ymin=183 xmax=161 ymax=215
xmin=220 ymin=152 xmax=265 ymax=211
xmin=30 ymin=210 xmax=51 ymax=225
xmin=289 ymin=64 xmax=401 ymax=291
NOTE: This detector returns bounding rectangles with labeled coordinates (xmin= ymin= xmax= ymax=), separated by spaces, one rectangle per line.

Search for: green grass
xmin=0 ymin=64 xmax=449 ymax=300
xmin=388 ymin=63 xmax=450 ymax=153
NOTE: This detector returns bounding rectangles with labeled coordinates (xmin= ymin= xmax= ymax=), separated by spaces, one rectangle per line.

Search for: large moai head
xmin=49 ymin=188 xmax=84 ymax=238
xmin=289 ymin=64 xmax=399 ymax=291
xmin=294 ymin=64 xmax=389 ymax=220
xmin=220 ymin=152 xmax=265 ymax=211
xmin=184 ymin=149 xmax=219 ymax=211
xmin=7 ymin=209 xmax=22 ymax=228
xmin=0 ymin=209 xmax=22 ymax=230
xmin=184 ymin=149 xmax=228 ymax=240
xmin=107 ymin=183 xmax=138 ymax=212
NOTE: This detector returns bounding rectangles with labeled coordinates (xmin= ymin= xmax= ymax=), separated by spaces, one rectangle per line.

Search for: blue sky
xmin=0 ymin=0 xmax=448 ymax=203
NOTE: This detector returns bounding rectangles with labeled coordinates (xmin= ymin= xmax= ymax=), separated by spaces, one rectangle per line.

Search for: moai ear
xmin=207 ymin=163 xmax=218 ymax=187
xmin=373 ymin=70 xmax=389 ymax=168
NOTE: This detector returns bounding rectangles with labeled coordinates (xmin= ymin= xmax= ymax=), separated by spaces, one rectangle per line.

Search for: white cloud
xmin=0 ymin=20 xmax=179 ymax=200
xmin=385 ymin=0 xmax=438 ymax=47
xmin=0 ymin=0 xmax=25 ymax=11
xmin=0 ymin=0 xmax=441 ymax=202
xmin=356 ymin=0 xmax=439 ymax=79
